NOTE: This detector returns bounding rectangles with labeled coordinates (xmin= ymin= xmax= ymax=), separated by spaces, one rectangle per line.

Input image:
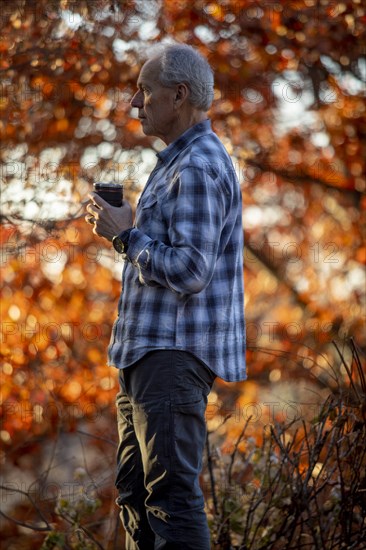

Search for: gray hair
xmin=146 ymin=43 xmax=214 ymax=111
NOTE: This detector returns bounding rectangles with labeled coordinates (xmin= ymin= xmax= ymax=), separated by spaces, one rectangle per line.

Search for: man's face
xmin=130 ymin=59 xmax=177 ymax=143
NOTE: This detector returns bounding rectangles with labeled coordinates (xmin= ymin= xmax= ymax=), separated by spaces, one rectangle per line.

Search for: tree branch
xmin=244 ymin=240 xmax=310 ymax=310
xmin=0 ymin=484 xmax=51 ymax=531
xmin=246 ymin=160 xmax=362 ymax=199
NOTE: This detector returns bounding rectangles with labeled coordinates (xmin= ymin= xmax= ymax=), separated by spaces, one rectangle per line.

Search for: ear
xmin=174 ymin=83 xmax=189 ymax=106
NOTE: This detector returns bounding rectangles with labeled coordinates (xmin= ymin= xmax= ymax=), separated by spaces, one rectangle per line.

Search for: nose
xmin=130 ymin=90 xmax=143 ymax=109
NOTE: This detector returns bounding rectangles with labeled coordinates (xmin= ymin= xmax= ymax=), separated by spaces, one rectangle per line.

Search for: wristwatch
xmin=112 ymin=228 xmax=133 ymax=254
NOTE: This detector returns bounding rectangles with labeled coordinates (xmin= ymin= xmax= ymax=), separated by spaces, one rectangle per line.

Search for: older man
xmin=86 ymin=43 xmax=246 ymax=550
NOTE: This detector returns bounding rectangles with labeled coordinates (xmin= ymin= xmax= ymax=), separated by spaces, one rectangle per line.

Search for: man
xmin=86 ymin=43 xmax=246 ymax=550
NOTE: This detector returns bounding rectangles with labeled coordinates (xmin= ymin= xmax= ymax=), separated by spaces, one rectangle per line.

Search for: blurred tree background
xmin=0 ymin=1 xmax=365 ymax=548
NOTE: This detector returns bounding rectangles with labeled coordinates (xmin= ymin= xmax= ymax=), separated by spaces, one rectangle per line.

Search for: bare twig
xmin=206 ymin=433 xmax=219 ymax=516
xmin=0 ymin=484 xmax=51 ymax=531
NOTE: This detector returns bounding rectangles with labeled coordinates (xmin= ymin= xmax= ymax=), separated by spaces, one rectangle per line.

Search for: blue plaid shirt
xmin=108 ymin=119 xmax=246 ymax=382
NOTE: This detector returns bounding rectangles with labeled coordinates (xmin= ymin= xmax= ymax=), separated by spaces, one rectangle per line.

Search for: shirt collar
xmin=156 ymin=119 xmax=212 ymax=166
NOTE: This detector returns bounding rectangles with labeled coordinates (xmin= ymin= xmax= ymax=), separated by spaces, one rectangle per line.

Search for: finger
xmin=86 ymin=203 xmax=98 ymax=216
xmin=85 ymin=214 xmax=95 ymax=225
xmin=92 ymin=224 xmax=101 ymax=236
xmin=88 ymin=192 xmax=109 ymax=209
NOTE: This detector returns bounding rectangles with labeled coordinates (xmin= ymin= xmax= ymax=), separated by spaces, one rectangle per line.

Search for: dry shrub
xmin=207 ymin=339 xmax=366 ymax=549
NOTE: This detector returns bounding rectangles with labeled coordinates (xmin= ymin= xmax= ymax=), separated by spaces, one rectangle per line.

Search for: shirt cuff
xmin=126 ymin=228 xmax=153 ymax=268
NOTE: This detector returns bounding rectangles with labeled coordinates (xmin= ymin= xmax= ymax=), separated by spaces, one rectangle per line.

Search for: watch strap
xmin=113 ymin=227 xmax=133 ymax=254
xmin=118 ymin=227 xmax=133 ymax=246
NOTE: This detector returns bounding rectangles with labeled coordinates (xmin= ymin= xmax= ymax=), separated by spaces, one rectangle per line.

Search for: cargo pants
xmin=115 ymin=349 xmax=216 ymax=549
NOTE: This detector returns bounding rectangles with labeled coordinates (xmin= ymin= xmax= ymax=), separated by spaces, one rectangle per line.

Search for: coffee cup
xmin=93 ymin=183 xmax=123 ymax=207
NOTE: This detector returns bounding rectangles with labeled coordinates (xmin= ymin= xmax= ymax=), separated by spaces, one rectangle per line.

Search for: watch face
xmin=112 ymin=236 xmax=125 ymax=254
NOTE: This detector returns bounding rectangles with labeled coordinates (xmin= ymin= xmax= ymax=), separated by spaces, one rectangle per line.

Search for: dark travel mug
xmin=93 ymin=183 xmax=123 ymax=206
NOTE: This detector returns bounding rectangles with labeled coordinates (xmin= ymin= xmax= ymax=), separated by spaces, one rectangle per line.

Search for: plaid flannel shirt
xmin=108 ymin=119 xmax=246 ymax=382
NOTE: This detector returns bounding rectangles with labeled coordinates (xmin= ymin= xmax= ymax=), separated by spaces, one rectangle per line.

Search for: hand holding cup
xmin=85 ymin=183 xmax=133 ymax=241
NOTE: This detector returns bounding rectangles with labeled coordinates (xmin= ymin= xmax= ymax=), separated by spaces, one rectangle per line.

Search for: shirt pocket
xmin=135 ymin=193 xmax=158 ymax=232
xmin=140 ymin=193 xmax=158 ymax=210
xmin=137 ymin=193 xmax=169 ymax=242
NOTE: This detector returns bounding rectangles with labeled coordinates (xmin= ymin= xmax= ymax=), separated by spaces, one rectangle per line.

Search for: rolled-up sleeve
xmin=126 ymin=166 xmax=227 ymax=294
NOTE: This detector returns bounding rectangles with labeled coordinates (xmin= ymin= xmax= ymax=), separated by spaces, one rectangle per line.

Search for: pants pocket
xmin=171 ymin=393 xmax=207 ymax=474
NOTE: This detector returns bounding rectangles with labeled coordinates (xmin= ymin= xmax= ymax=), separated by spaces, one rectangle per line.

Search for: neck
xmin=163 ymin=111 xmax=207 ymax=145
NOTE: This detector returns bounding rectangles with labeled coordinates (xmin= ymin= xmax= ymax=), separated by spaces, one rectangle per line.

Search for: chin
xmin=142 ymin=128 xmax=157 ymax=138
xmin=140 ymin=121 xmax=162 ymax=140
xmin=140 ymin=121 xmax=152 ymax=134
